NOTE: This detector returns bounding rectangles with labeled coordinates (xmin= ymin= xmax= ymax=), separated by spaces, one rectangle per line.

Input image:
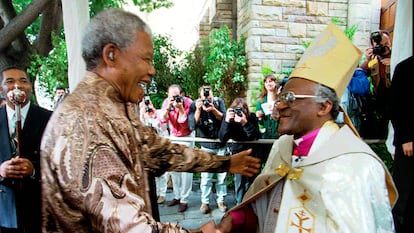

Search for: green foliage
xmin=370 ymin=143 xmax=394 ymax=171
xmin=261 ymin=65 xmax=274 ymax=77
xmin=203 ymin=25 xmax=248 ymax=106
xmin=131 ymin=0 xmax=174 ymax=12
xmin=28 ymin=33 xmax=68 ymax=108
xmin=89 ymin=0 xmax=125 ymax=16
xmin=251 ymin=65 xmax=273 ymax=111
xmin=344 ymin=24 xmax=358 ymax=42
xmin=301 ymin=40 xmax=312 ymax=49
xmin=331 ymin=17 xmax=358 ymax=42
xmin=151 ymin=34 xmax=182 ymax=108
xmin=180 ymin=44 xmax=207 ymax=99
xmin=89 ymin=0 xmax=173 ymax=15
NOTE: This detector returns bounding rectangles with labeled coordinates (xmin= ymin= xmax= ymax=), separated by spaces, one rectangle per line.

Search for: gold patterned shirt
xmin=41 ymin=72 xmax=230 ymax=232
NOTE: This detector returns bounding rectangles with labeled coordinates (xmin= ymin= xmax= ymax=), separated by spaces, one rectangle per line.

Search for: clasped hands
xmin=188 ymin=149 xmax=260 ymax=232
xmin=0 ymin=157 xmax=34 ymax=179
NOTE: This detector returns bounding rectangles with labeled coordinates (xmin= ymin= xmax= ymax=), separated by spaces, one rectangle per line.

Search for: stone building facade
xmin=198 ymin=0 xmax=382 ymax=102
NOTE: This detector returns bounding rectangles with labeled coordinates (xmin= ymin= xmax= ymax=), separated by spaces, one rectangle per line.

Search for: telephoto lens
xmin=203 ymin=87 xmax=211 ymax=107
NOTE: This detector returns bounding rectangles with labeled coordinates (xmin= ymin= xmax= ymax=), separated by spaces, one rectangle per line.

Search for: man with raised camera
xmin=189 ymin=85 xmax=228 ymax=214
xmin=161 ymin=84 xmax=194 ymax=213
xmin=360 ymin=30 xmax=392 ymax=95
xmin=358 ymin=30 xmax=393 ymax=139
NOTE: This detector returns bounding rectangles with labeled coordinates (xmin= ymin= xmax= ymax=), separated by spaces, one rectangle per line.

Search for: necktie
xmin=10 ymin=113 xmax=18 ymax=156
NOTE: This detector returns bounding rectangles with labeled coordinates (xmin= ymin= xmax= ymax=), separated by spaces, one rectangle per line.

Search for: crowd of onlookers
xmin=139 ymin=82 xmax=278 ymax=214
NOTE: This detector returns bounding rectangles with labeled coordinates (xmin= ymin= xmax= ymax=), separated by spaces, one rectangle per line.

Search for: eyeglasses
xmin=276 ymin=91 xmax=318 ymax=106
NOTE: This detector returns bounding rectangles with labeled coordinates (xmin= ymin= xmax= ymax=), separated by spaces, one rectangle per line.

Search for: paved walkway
xmin=159 ymin=178 xmax=237 ymax=230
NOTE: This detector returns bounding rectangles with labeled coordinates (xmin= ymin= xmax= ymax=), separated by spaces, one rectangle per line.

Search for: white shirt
xmin=6 ymin=102 xmax=30 ymax=136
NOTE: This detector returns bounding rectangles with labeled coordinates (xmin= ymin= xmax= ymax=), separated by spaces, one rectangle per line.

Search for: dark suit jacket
xmin=0 ymin=103 xmax=52 ymax=233
xmin=389 ymin=56 xmax=413 ymax=147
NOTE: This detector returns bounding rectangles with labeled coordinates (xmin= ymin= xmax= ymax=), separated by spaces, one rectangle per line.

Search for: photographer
xmin=139 ymin=96 xmax=169 ymax=136
xmin=360 ymin=30 xmax=392 ymax=95
xmin=189 ymin=85 xmax=227 ymax=214
xmin=219 ymin=97 xmax=261 ymax=204
xmin=359 ymin=30 xmax=392 ymax=139
xmin=161 ymin=84 xmax=194 ymax=213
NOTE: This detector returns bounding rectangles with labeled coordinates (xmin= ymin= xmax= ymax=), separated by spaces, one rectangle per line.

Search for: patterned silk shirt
xmin=41 ymin=72 xmax=230 ymax=232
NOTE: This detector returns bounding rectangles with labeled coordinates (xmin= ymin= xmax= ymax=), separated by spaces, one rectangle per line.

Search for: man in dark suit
xmin=389 ymin=55 xmax=414 ymax=233
xmin=0 ymin=65 xmax=52 ymax=233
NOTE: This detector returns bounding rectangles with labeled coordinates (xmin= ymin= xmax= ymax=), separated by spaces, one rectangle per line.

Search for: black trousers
xmin=0 ymin=227 xmax=20 ymax=233
xmin=391 ymin=146 xmax=414 ymax=233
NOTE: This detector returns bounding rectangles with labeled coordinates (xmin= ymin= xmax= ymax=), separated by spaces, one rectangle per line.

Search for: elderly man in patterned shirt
xmin=40 ymin=8 xmax=260 ymax=233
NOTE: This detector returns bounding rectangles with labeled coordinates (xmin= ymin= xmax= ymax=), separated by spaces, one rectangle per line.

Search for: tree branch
xmin=0 ymin=0 xmax=51 ymax=52
xmin=35 ymin=0 xmax=63 ymax=56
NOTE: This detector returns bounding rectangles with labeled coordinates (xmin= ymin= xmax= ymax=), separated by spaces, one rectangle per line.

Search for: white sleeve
xmin=321 ymin=154 xmax=395 ymax=233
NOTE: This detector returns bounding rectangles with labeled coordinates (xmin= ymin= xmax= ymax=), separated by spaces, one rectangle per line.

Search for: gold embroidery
xmin=275 ymin=162 xmax=303 ymax=179
xmin=297 ymin=190 xmax=312 ymax=204
xmin=289 ymin=208 xmax=313 ymax=233
xmin=287 ymin=190 xmax=315 ymax=232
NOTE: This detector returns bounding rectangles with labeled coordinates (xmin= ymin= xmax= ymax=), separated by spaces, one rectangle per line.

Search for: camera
xmin=371 ymin=31 xmax=388 ymax=55
xmin=373 ymin=44 xmax=387 ymax=55
xmin=203 ymin=87 xmax=211 ymax=107
xmin=234 ymin=107 xmax=244 ymax=117
xmin=144 ymin=96 xmax=152 ymax=113
xmin=173 ymin=95 xmax=183 ymax=103
xmin=170 ymin=95 xmax=184 ymax=111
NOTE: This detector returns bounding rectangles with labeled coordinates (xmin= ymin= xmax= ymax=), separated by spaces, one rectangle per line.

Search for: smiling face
xmin=1 ymin=68 xmax=32 ymax=108
xmin=264 ymin=77 xmax=278 ymax=92
xmin=103 ymin=30 xmax=155 ymax=104
xmin=276 ymin=78 xmax=328 ymax=138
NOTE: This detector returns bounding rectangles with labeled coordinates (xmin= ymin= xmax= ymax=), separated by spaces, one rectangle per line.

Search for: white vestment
xmin=230 ymin=121 xmax=397 ymax=233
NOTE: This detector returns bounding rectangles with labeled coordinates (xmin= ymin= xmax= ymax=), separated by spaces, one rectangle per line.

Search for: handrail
xmin=164 ymin=136 xmax=385 ymax=145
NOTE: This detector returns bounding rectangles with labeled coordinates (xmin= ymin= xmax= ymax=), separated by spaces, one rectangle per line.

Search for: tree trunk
xmin=35 ymin=0 xmax=63 ymax=56
xmin=0 ymin=0 xmax=51 ymax=67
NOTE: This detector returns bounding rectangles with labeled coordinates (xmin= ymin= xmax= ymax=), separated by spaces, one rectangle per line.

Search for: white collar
xmin=6 ymin=102 xmax=31 ymax=134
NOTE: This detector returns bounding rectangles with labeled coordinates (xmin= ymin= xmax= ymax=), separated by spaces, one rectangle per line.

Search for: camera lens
xmin=373 ymin=44 xmax=387 ymax=55
xmin=234 ymin=107 xmax=243 ymax=117
xmin=203 ymin=99 xmax=210 ymax=107
xmin=371 ymin=31 xmax=382 ymax=44
xmin=173 ymin=95 xmax=182 ymax=103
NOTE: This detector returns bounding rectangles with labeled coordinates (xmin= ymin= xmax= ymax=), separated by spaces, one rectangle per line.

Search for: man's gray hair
xmin=313 ymin=83 xmax=340 ymax=119
xmin=81 ymin=8 xmax=152 ymax=70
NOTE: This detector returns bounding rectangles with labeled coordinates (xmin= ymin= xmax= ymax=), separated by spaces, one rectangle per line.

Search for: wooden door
xmin=380 ymin=0 xmax=397 ymax=42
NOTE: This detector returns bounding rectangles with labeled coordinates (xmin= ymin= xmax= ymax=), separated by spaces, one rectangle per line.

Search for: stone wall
xmin=199 ymin=0 xmax=234 ymax=40
xmin=200 ymin=0 xmax=381 ymax=105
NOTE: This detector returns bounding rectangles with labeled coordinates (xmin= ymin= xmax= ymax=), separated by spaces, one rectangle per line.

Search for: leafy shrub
xmin=202 ymin=25 xmax=248 ymax=106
